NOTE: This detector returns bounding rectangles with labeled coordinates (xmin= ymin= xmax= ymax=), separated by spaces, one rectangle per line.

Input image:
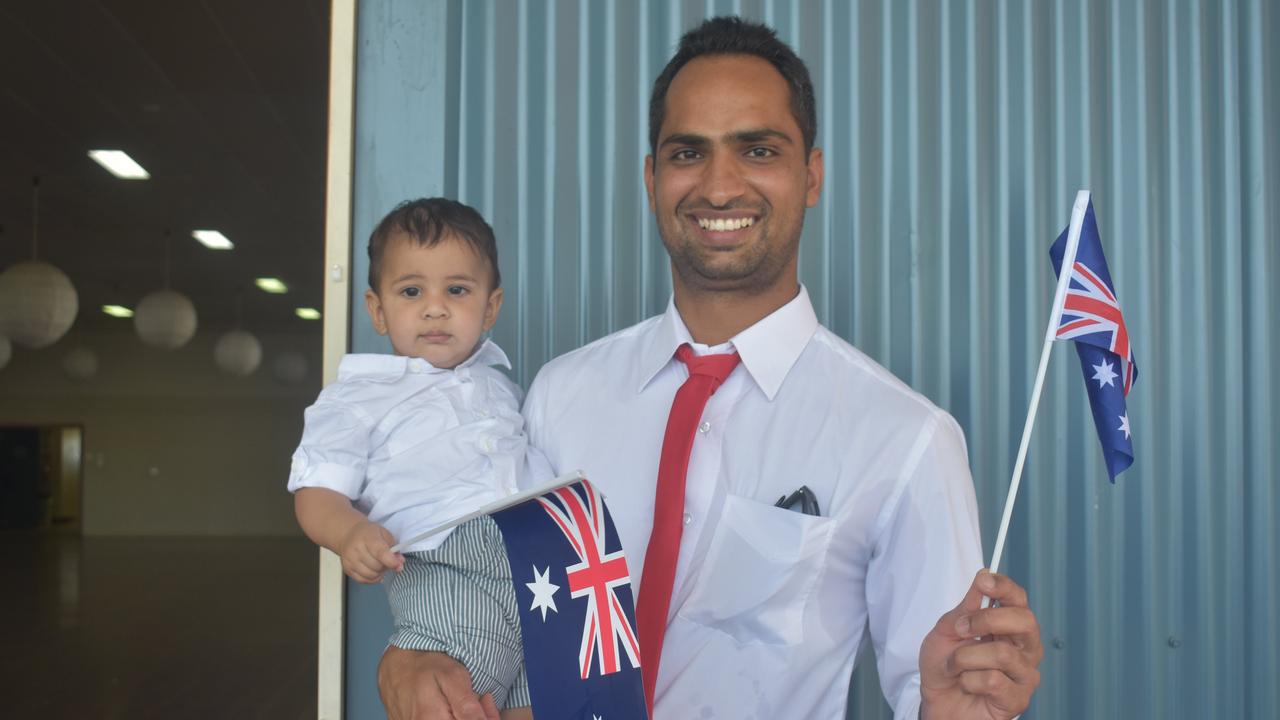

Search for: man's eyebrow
xmin=730 ymin=128 xmax=794 ymax=145
xmin=658 ymin=133 xmax=710 ymax=151
xmin=658 ymin=129 xmax=794 ymax=150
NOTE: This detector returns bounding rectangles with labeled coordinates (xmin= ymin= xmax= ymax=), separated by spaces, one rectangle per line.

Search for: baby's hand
xmin=338 ymin=520 xmax=405 ymax=584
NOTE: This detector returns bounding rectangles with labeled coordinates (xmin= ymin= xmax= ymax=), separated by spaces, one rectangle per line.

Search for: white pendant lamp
xmin=134 ymin=231 xmax=197 ymax=349
xmin=272 ymin=351 xmax=309 ymax=384
xmin=62 ymin=346 xmax=99 ymax=380
xmin=214 ymin=330 xmax=262 ymax=376
xmin=213 ymin=297 xmax=261 ymax=376
xmin=0 ymin=178 xmax=79 ymax=349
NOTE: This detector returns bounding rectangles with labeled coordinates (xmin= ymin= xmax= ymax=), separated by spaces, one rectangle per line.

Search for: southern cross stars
xmin=526 ymin=565 xmax=560 ymax=621
xmin=1118 ymin=413 xmax=1131 ymax=440
xmin=1092 ymin=359 xmax=1118 ymax=388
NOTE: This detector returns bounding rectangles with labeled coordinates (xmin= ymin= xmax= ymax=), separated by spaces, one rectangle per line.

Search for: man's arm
xmin=864 ymin=411 xmax=988 ymax=718
xmin=864 ymin=410 xmax=1041 ymax=718
xmin=918 ymin=570 xmax=1043 ymax=719
xmin=378 ymin=647 xmax=499 ymax=720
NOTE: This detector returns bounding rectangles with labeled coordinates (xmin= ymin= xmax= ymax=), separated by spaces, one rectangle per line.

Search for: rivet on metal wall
xmin=1051 ymin=637 xmax=1065 ymax=650
xmin=1167 ymin=636 xmax=1181 ymax=649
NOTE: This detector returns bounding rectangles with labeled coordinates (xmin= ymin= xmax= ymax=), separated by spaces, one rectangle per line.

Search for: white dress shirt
xmin=522 ymin=287 xmax=983 ymax=719
xmin=288 ymin=340 xmax=539 ymax=553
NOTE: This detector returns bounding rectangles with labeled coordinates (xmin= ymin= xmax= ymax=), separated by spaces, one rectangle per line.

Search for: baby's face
xmin=364 ymin=231 xmax=503 ymax=368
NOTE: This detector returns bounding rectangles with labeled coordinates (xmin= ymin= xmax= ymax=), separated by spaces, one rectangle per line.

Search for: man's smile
xmin=695 ymin=215 xmax=755 ymax=232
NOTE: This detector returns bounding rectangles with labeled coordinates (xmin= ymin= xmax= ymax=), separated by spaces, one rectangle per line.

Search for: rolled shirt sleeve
xmin=865 ymin=410 xmax=984 ymax=720
xmin=287 ymin=399 xmax=374 ymax=500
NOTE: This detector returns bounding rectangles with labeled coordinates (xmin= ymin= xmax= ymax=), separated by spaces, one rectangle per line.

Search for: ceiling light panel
xmin=102 ymin=305 xmax=134 ymax=318
xmin=88 ymin=150 xmax=150 ymax=179
xmin=192 ymin=230 xmax=234 ymax=250
xmin=295 ymin=308 xmax=321 ymax=320
xmin=256 ymin=278 xmax=288 ymax=294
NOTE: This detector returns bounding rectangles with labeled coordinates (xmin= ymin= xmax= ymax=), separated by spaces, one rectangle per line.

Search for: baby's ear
xmin=483 ymin=287 xmax=504 ymax=331
xmin=364 ymin=289 xmax=389 ymax=335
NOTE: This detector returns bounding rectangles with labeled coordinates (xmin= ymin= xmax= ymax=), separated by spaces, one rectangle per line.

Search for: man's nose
xmin=700 ymin=152 xmax=747 ymax=207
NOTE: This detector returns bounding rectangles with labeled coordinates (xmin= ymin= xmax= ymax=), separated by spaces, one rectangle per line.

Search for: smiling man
xmin=380 ymin=16 xmax=1042 ymax=720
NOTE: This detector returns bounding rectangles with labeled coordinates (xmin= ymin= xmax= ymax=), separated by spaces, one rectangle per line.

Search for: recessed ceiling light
xmin=102 ymin=305 xmax=134 ymax=318
xmin=192 ymin=230 xmax=234 ymax=250
xmin=295 ymin=307 xmax=321 ymax=320
xmin=256 ymin=277 xmax=288 ymax=294
xmin=88 ymin=150 xmax=150 ymax=180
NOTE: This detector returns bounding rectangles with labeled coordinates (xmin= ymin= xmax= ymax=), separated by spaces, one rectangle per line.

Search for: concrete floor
xmin=0 ymin=530 xmax=318 ymax=719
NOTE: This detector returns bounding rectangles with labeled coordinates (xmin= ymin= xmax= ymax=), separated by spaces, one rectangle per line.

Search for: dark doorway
xmin=0 ymin=425 xmax=83 ymax=531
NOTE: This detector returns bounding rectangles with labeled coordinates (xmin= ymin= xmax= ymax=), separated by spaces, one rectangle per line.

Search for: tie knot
xmin=675 ymin=343 xmax=740 ymax=383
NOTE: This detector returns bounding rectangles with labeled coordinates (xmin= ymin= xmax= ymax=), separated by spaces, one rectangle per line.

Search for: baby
xmin=288 ymin=198 xmax=546 ymax=718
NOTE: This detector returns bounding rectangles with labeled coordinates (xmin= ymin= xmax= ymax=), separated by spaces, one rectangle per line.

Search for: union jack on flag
xmin=1049 ymin=196 xmax=1138 ymax=481
xmin=536 ymin=483 xmax=643 ymax=679
xmin=490 ymin=478 xmax=648 ymax=719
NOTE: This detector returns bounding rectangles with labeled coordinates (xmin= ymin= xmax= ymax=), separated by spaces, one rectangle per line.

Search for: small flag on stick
xmin=986 ymin=190 xmax=1139 ymax=583
xmin=1048 ymin=199 xmax=1138 ymax=481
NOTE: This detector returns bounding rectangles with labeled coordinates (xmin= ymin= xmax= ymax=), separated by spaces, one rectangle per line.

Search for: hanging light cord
xmin=163 ymin=229 xmax=172 ymax=289
xmin=31 ymin=176 xmax=40 ymax=261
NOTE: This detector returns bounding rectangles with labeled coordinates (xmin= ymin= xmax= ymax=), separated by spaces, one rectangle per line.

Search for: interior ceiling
xmin=0 ymin=0 xmax=330 ymax=335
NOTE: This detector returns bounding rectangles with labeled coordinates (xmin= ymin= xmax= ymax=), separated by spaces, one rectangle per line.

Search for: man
xmin=381 ymin=16 xmax=1042 ymax=719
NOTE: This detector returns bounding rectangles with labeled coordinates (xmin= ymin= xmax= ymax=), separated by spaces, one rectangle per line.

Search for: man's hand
xmin=378 ymin=647 xmax=499 ymax=720
xmin=338 ymin=519 xmax=404 ymax=583
xmin=918 ymin=570 xmax=1043 ymax=720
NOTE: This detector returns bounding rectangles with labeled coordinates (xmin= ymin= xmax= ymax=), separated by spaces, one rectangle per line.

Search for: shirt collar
xmin=636 ymin=285 xmax=818 ymax=401
xmin=338 ymin=338 xmax=511 ymax=381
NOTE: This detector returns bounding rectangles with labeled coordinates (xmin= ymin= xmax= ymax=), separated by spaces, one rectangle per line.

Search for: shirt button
xmin=483 ymin=438 xmax=496 ymax=452
xmin=683 ymin=513 xmax=692 ymax=526
xmin=698 ymin=421 xmax=711 ymax=434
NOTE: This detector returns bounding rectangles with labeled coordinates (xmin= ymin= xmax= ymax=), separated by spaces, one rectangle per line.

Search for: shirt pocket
xmin=677 ymin=493 xmax=835 ymax=647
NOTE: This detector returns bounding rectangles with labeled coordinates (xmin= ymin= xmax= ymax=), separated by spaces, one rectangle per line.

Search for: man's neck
xmin=672 ymin=280 xmax=800 ymax=346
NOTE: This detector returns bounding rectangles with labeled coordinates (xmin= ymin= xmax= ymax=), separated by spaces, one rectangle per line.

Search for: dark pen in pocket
xmin=774 ymin=485 xmax=821 ymax=516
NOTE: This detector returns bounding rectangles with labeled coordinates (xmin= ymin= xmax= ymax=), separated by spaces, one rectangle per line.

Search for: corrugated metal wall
xmin=347 ymin=1 xmax=1279 ymax=717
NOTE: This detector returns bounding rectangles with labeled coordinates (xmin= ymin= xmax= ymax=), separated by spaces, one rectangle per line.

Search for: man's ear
xmin=644 ymin=155 xmax=657 ymax=215
xmin=805 ymin=147 xmax=825 ymax=208
xmin=364 ymin=289 xmax=389 ymax=336
xmin=482 ymin=287 xmax=504 ymax=332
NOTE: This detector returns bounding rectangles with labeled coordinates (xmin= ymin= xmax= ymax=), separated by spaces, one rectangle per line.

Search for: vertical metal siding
xmin=348 ymin=1 xmax=1279 ymax=717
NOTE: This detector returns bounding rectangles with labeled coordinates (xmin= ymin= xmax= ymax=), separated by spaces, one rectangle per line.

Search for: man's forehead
xmin=660 ymin=54 xmax=800 ymax=142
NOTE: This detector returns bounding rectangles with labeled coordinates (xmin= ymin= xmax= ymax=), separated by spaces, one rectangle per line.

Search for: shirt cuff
xmin=288 ymin=462 xmax=364 ymax=499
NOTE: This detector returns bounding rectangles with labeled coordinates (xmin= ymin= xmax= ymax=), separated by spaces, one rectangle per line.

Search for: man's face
xmin=645 ymin=54 xmax=823 ymax=296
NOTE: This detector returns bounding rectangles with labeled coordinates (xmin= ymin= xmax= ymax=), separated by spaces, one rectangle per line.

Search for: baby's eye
xmin=400 ymin=287 xmax=421 ymax=298
xmin=447 ymin=285 xmax=470 ymax=296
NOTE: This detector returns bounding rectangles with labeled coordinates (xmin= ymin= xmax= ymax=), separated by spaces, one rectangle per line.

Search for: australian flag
xmin=490 ymin=479 xmax=648 ymax=719
xmin=1049 ymin=198 xmax=1138 ymax=481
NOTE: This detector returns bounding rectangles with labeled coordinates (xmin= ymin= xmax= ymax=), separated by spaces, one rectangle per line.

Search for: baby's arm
xmin=294 ymin=487 xmax=405 ymax=583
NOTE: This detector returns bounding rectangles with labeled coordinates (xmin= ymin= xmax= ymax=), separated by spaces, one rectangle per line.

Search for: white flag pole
xmin=390 ymin=470 xmax=585 ymax=553
xmin=982 ymin=190 xmax=1091 ymax=606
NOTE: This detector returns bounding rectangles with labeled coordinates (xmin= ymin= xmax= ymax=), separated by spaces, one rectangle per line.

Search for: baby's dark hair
xmin=367 ymin=197 xmax=501 ymax=291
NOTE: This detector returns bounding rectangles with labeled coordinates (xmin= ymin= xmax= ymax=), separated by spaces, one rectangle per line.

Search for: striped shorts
xmin=385 ymin=515 xmax=529 ymax=709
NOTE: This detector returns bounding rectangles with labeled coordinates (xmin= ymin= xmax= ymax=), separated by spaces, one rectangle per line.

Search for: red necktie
xmin=636 ymin=343 xmax=740 ymax=714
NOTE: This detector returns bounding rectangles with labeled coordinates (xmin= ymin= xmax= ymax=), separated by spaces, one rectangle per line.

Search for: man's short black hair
xmin=648 ymin=16 xmax=817 ymax=157
xmin=366 ymin=197 xmax=501 ymax=291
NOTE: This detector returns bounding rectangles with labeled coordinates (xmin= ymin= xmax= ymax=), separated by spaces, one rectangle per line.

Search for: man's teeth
xmin=698 ymin=217 xmax=754 ymax=232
